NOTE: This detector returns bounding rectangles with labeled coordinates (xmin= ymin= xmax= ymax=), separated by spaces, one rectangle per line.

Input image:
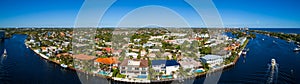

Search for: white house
xmin=119 ymin=59 xmax=149 ymax=79
xmin=126 ymin=52 xmax=139 ymax=58
xmin=200 ymin=55 xmax=223 ymax=67
xmin=151 ymin=60 xmax=180 ymax=75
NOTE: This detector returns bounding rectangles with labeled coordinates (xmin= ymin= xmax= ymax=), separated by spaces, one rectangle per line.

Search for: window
xmin=122 ymin=67 xmax=126 ymax=69
xmin=135 ymin=68 xmax=139 ymax=70
xmin=127 ymin=67 xmax=132 ymax=70
xmin=121 ymin=71 xmax=126 ymax=73
xmin=141 ymin=72 xmax=147 ymax=74
xmin=142 ymin=68 xmax=146 ymax=70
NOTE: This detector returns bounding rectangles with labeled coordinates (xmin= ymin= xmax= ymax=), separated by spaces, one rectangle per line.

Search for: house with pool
xmin=119 ymin=59 xmax=149 ymax=79
xmin=178 ymin=57 xmax=203 ymax=73
xmin=94 ymin=57 xmax=119 ymax=76
xmin=151 ymin=60 xmax=180 ymax=76
xmin=200 ymin=55 xmax=224 ymax=68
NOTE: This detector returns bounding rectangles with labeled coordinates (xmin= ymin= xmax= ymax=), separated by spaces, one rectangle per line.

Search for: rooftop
xmin=151 ymin=60 xmax=180 ymax=66
xmin=94 ymin=57 xmax=118 ymax=65
xmin=72 ymin=54 xmax=96 ymax=60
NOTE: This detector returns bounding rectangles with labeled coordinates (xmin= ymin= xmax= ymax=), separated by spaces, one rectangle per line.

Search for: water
xmin=1 ymin=31 xmax=300 ymax=84
xmin=250 ymin=28 xmax=300 ymax=34
xmin=205 ymin=33 xmax=299 ymax=84
xmin=0 ymin=34 xmax=111 ymax=84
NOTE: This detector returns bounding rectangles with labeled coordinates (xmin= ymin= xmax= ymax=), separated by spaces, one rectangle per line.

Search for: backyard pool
xmin=161 ymin=75 xmax=173 ymax=79
xmin=137 ymin=75 xmax=147 ymax=79
xmin=98 ymin=71 xmax=109 ymax=76
xmin=194 ymin=69 xmax=204 ymax=73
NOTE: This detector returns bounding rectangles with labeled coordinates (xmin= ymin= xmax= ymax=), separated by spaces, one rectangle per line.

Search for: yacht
xmin=242 ymin=48 xmax=249 ymax=55
xmin=60 ymin=64 xmax=68 ymax=68
xmin=262 ymin=38 xmax=264 ymax=41
xmin=271 ymin=59 xmax=276 ymax=68
xmin=3 ymin=49 xmax=7 ymax=57
xmin=294 ymin=47 xmax=300 ymax=51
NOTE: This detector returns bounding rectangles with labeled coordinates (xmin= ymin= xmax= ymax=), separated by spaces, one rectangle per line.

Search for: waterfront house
xmin=151 ymin=60 xmax=180 ymax=75
xmin=41 ymin=47 xmax=48 ymax=53
xmin=94 ymin=57 xmax=118 ymax=67
xmin=119 ymin=59 xmax=149 ymax=79
xmin=178 ymin=57 xmax=203 ymax=70
xmin=200 ymin=55 xmax=223 ymax=67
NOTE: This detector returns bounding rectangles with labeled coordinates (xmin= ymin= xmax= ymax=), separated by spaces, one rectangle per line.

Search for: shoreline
xmin=26 ymin=38 xmax=249 ymax=83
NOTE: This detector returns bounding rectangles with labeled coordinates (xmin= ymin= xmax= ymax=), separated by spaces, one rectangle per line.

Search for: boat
xmin=60 ymin=64 xmax=68 ymax=68
xmin=242 ymin=48 xmax=249 ymax=55
xmin=294 ymin=47 xmax=300 ymax=51
xmin=271 ymin=59 xmax=276 ymax=68
xmin=262 ymin=39 xmax=265 ymax=41
xmin=3 ymin=49 xmax=7 ymax=57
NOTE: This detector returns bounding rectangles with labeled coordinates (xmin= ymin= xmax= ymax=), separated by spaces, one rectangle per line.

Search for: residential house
xmin=200 ymin=55 xmax=223 ymax=67
xmin=151 ymin=60 xmax=180 ymax=75
xmin=119 ymin=59 xmax=149 ymax=79
xmin=178 ymin=57 xmax=203 ymax=70
xmin=94 ymin=57 xmax=118 ymax=69
xmin=126 ymin=52 xmax=139 ymax=58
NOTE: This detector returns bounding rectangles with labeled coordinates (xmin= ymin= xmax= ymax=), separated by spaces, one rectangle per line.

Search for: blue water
xmin=189 ymin=33 xmax=300 ymax=84
xmin=250 ymin=28 xmax=300 ymax=34
xmin=0 ymin=34 xmax=111 ymax=84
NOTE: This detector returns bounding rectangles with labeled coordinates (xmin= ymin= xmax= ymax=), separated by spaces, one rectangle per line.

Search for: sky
xmin=0 ymin=0 xmax=299 ymax=28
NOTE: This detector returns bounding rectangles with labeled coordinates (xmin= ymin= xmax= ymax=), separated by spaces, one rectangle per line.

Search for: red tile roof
xmin=95 ymin=57 xmax=118 ymax=65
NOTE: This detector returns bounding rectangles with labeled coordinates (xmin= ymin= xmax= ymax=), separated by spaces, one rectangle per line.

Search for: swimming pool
xmin=98 ymin=71 xmax=109 ymax=76
xmin=137 ymin=75 xmax=147 ymax=79
xmin=194 ymin=69 xmax=204 ymax=73
xmin=161 ymin=75 xmax=173 ymax=79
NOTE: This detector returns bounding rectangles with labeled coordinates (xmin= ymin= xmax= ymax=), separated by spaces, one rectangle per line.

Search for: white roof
xmin=201 ymin=55 xmax=222 ymax=60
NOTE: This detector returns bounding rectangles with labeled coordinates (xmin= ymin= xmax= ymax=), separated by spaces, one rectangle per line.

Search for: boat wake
xmin=267 ymin=63 xmax=279 ymax=84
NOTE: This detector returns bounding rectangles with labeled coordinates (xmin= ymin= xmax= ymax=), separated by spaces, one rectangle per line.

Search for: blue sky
xmin=0 ymin=0 xmax=299 ymax=28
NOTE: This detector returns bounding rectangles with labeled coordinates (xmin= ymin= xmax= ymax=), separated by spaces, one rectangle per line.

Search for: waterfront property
xmin=151 ymin=60 xmax=180 ymax=75
xmin=119 ymin=59 xmax=149 ymax=79
xmin=200 ymin=55 xmax=224 ymax=68
xmin=178 ymin=57 xmax=203 ymax=70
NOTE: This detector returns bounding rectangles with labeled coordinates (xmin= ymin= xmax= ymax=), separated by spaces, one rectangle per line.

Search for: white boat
xmin=271 ymin=59 xmax=276 ymax=67
xmin=294 ymin=48 xmax=300 ymax=51
xmin=242 ymin=48 xmax=249 ymax=55
xmin=262 ymin=39 xmax=264 ymax=41
xmin=3 ymin=49 xmax=7 ymax=57
xmin=60 ymin=64 xmax=68 ymax=68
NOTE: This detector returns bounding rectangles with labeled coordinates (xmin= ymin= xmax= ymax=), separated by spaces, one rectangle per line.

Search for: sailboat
xmin=3 ymin=49 xmax=7 ymax=57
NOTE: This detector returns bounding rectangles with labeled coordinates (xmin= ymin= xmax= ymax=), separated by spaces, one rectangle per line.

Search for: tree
xmin=137 ymin=55 xmax=141 ymax=59
xmin=112 ymin=69 xmax=119 ymax=77
xmin=129 ymin=56 xmax=133 ymax=59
